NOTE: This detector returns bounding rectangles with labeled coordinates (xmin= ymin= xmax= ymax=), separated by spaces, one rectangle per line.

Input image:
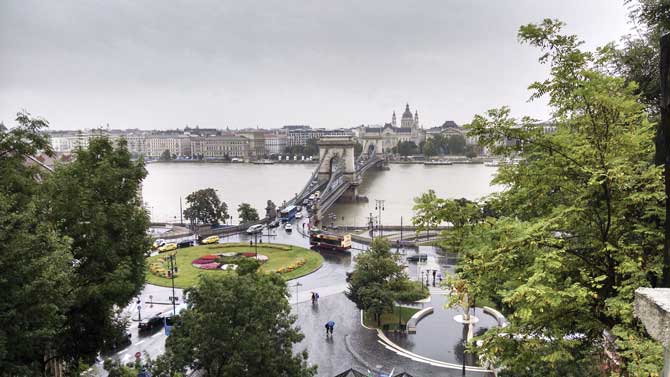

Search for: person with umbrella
xmin=325 ymin=320 xmax=335 ymax=336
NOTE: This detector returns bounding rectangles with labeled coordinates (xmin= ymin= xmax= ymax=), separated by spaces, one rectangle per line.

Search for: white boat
xmin=424 ymin=160 xmax=453 ymax=165
xmin=284 ymin=223 xmax=293 ymax=231
xmin=484 ymin=160 xmax=501 ymax=167
xmin=252 ymin=159 xmax=276 ymax=165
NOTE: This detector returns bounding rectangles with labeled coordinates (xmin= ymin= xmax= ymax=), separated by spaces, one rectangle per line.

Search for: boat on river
xmin=424 ymin=160 xmax=453 ymax=166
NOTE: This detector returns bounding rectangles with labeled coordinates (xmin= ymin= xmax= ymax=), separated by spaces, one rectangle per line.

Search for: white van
xmin=246 ymin=224 xmax=265 ymax=234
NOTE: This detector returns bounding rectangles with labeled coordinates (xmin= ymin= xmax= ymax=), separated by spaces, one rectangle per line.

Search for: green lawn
xmin=363 ymin=306 xmax=420 ymax=331
xmin=146 ymin=242 xmax=323 ymax=288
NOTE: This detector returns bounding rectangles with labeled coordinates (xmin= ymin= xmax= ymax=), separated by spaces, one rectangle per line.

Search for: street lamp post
xmin=375 ymin=199 xmax=385 ymax=238
xmin=291 ymin=281 xmax=303 ymax=321
xmin=462 ymin=339 xmax=467 ymax=376
xmin=169 ymin=254 xmax=177 ymax=316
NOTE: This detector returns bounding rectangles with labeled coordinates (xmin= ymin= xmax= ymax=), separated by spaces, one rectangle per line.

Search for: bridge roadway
xmin=308 ymin=156 xmax=382 ymax=222
xmin=284 ymin=150 xmax=383 ymax=224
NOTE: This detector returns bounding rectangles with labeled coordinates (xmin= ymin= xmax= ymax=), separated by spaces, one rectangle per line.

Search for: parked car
xmin=296 ymin=205 xmax=302 ymax=212
xmin=201 ymin=235 xmax=220 ymax=245
xmin=138 ymin=315 xmax=164 ymax=335
xmin=246 ymin=224 xmax=265 ymax=234
xmin=302 ymin=198 xmax=310 ymax=205
xmin=406 ymin=253 xmax=428 ymax=262
xmin=284 ymin=223 xmax=293 ymax=231
xmin=177 ymin=240 xmax=193 ymax=248
xmin=158 ymin=243 xmax=177 ymax=253
xmin=268 ymin=219 xmax=280 ymax=228
xmin=295 ymin=212 xmax=303 ymax=219
xmin=152 ymin=239 xmax=166 ymax=249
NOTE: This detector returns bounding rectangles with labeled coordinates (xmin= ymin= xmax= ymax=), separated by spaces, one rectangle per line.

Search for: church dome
xmin=402 ymin=104 xmax=413 ymax=119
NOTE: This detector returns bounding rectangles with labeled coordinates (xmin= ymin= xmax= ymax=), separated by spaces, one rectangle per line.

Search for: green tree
xmin=43 ymin=137 xmax=151 ymax=369
xmin=346 ymin=239 xmax=424 ymax=326
xmin=453 ymin=19 xmax=664 ymax=375
xmin=237 ymin=202 xmax=260 ymax=223
xmin=445 ymin=134 xmax=466 ymax=155
xmin=159 ymin=149 xmax=172 ymax=161
xmin=305 ymin=138 xmax=319 ymax=157
xmin=422 ymin=138 xmax=438 ymax=157
xmin=160 ymin=273 xmax=316 ymax=377
xmin=183 ymin=188 xmax=228 ymax=225
xmin=412 ymin=193 xmax=482 ymax=253
xmin=0 ymin=112 xmax=74 ymax=376
xmin=396 ymin=140 xmax=418 ymax=156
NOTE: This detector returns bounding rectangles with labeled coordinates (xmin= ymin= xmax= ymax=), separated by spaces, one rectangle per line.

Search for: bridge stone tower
xmin=317 ymin=136 xmax=357 ymax=184
xmin=360 ymin=135 xmax=385 ymax=159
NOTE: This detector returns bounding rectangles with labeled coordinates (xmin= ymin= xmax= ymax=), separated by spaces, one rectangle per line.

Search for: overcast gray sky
xmin=0 ymin=1 xmax=633 ymax=130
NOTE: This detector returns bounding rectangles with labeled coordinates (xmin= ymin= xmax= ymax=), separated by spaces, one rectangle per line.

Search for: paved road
xmin=96 ymin=209 xmax=491 ymax=376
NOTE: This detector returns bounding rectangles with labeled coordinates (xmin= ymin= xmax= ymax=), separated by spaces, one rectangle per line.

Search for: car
xmin=138 ymin=315 xmax=164 ymax=335
xmin=268 ymin=219 xmax=280 ymax=228
xmin=246 ymin=224 xmax=265 ymax=234
xmin=158 ymin=243 xmax=177 ymax=253
xmin=152 ymin=239 xmax=166 ymax=249
xmin=309 ymin=194 xmax=316 ymax=200
xmin=177 ymin=240 xmax=193 ymax=248
xmin=296 ymin=205 xmax=302 ymax=212
xmin=295 ymin=212 xmax=303 ymax=219
xmin=302 ymin=198 xmax=309 ymax=205
xmin=284 ymin=223 xmax=293 ymax=231
xmin=201 ymin=235 xmax=220 ymax=245
xmin=406 ymin=253 xmax=428 ymax=262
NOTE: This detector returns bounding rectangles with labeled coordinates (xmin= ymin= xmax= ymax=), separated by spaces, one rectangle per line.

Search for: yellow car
xmin=158 ymin=243 xmax=177 ymax=253
xmin=201 ymin=235 xmax=220 ymax=245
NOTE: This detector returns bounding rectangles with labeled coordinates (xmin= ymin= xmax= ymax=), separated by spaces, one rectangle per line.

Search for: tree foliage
xmin=159 ymin=149 xmax=172 ymax=161
xmin=419 ymin=19 xmax=665 ymax=374
xmin=346 ymin=239 xmax=425 ymax=325
xmin=284 ymin=138 xmax=319 ymax=157
xmin=158 ymin=273 xmax=316 ymax=377
xmin=237 ymin=202 xmax=260 ymax=223
xmin=412 ymin=192 xmax=482 ymax=253
xmin=43 ymin=137 xmax=151 ymax=368
xmin=395 ymin=140 xmax=418 ymax=156
xmin=183 ymin=188 xmax=228 ymax=225
xmin=422 ymin=133 xmax=466 ymax=156
xmin=0 ymin=112 xmax=74 ymax=376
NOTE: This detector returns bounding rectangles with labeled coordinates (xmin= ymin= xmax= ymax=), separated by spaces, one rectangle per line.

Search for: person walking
xmin=311 ymin=292 xmax=316 ymax=304
xmin=326 ymin=320 xmax=335 ymax=336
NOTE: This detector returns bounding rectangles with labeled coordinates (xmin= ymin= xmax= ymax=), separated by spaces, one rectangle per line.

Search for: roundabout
xmin=146 ymin=242 xmax=323 ymax=288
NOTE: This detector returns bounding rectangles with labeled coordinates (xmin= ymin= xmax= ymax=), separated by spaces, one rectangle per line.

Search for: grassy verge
xmin=146 ymin=243 xmax=323 ymax=288
xmin=362 ymin=306 xmax=420 ymax=331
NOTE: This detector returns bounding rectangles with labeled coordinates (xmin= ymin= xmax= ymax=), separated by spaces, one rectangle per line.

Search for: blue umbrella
xmin=326 ymin=320 xmax=335 ymax=327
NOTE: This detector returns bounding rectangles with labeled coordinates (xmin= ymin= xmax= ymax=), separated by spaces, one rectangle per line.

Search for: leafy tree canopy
xmin=158 ymin=273 xmax=316 ymax=377
xmin=420 ymin=19 xmax=665 ymax=375
xmin=237 ymin=202 xmax=260 ymax=223
xmin=183 ymin=188 xmax=228 ymax=225
xmin=43 ymin=136 xmax=151 ymax=367
xmin=346 ymin=239 xmax=425 ymax=326
xmin=0 ymin=112 xmax=74 ymax=376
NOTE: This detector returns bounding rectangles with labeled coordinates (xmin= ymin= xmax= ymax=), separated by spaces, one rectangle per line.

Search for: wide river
xmin=142 ymin=162 xmax=501 ymax=225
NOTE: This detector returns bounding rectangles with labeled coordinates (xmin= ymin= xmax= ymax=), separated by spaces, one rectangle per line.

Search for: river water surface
xmin=142 ymin=162 xmax=501 ymax=225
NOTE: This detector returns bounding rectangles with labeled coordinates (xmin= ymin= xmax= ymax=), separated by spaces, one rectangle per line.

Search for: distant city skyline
xmin=1 ymin=1 xmax=632 ymax=130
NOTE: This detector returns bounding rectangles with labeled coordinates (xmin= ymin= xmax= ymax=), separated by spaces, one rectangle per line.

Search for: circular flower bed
xmin=191 ymin=252 xmax=269 ymax=270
